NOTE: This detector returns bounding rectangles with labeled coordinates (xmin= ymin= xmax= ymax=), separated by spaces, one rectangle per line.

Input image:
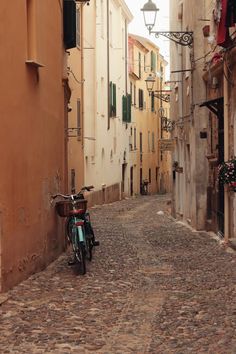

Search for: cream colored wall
xmin=129 ymin=35 xmax=170 ymax=196
xmin=83 ymin=0 xmax=132 ymax=200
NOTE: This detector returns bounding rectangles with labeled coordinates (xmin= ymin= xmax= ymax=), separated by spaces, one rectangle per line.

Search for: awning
xmin=200 ymin=97 xmax=223 ymax=118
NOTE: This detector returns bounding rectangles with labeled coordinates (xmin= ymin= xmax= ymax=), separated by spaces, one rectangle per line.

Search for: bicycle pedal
xmin=93 ymin=240 xmax=100 ymax=246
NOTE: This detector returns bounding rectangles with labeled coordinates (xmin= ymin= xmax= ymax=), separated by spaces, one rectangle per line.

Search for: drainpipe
xmin=224 ymin=60 xmax=230 ymax=243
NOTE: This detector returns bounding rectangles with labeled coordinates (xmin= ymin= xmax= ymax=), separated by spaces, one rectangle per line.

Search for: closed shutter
xmin=112 ymin=83 xmax=116 ymax=116
xmin=63 ymin=0 xmax=76 ymax=49
xmin=109 ymin=81 xmax=113 ymax=117
xmin=151 ymin=51 xmax=156 ymax=72
xmin=122 ymin=95 xmax=127 ymax=122
xmin=127 ymin=94 xmax=131 ymax=122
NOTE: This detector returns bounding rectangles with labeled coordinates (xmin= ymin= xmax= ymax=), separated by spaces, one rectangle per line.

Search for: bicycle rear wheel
xmin=72 ymin=227 xmax=86 ymax=275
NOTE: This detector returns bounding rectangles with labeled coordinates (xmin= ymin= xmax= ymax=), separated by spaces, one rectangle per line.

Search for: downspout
xmin=81 ymin=3 xmax=85 ymax=185
xmin=125 ymin=19 xmax=127 ymax=95
xmin=107 ymin=0 xmax=110 ymax=130
xmin=224 ymin=60 xmax=230 ymax=242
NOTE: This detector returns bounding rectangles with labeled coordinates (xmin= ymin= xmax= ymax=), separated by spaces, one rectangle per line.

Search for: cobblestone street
xmin=0 ymin=195 xmax=236 ymax=353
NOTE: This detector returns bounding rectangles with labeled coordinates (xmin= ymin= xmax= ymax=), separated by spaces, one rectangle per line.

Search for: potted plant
xmin=218 ymin=157 xmax=236 ymax=191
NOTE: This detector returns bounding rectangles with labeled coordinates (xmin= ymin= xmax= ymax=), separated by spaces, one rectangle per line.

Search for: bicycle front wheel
xmin=72 ymin=227 xmax=86 ymax=275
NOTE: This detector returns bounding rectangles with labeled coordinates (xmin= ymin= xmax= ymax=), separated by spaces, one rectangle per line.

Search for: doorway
xmin=130 ymin=166 xmax=133 ymax=196
xmin=217 ymin=113 xmax=224 ymax=236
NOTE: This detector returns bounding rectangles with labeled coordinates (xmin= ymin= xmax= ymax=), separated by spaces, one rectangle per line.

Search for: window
xmin=151 ymin=92 xmax=155 ymax=112
xmin=139 ymin=52 xmax=142 ymax=78
xmin=151 ymin=50 xmax=156 ymax=72
xmin=149 ymin=168 xmax=151 ymax=183
xmin=152 ymin=132 xmax=155 ymax=151
xmin=134 ymin=128 xmax=137 ymax=149
xmin=122 ymin=94 xmax=131 ymax=123
xmin=109 ymin=82 xmax=116 ymax=117
xmin=63 ymin=0 xmax=77 ymax=49
xmin=134 ymin=85 xmax=136 ymax=106
xmin=130 ymin=82 xmax=133 ymax=104
xmin=138 ymin=89 xmax=144 ymax=110
xmin=76 ymin=7 xmax=80 ymax=47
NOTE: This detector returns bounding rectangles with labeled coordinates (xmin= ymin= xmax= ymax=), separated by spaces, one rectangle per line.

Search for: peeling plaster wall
xmin=0 ymin=1 xmax=66 ymax=291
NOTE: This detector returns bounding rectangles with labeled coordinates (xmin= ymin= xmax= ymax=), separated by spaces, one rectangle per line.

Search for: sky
xmin=124 ymin=0 xmax=170 ymax=72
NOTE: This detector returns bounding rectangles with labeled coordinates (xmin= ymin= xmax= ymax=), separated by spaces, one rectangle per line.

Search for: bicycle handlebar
xmin=51 ymin=185 xmax=94 ymax=201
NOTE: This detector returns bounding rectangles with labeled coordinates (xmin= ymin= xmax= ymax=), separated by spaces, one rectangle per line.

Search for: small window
xmin=138 ymin=89 xmax=144 ymax=110
xmin=149 ymin=168 xmax=151 ymax=183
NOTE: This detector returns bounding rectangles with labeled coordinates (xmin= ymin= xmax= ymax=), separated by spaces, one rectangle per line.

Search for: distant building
xmin=128 ymin=34 xmax=171 ymax=196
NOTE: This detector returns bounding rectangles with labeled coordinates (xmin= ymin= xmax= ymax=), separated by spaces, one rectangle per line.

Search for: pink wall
xmin=0 ymin=1 xmax=67 ymax=291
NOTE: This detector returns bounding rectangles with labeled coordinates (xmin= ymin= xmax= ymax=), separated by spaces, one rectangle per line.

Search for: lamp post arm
xmin=149 ymin=30 xmax=193 ymax=47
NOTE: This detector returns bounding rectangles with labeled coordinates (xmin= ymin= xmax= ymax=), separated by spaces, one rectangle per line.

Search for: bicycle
xmin=51 ymin=186 xmax=99 ymax=275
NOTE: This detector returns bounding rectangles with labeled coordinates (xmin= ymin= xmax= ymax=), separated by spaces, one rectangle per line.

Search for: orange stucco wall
xmin=0 ymin=1 xmax=67 ymax=291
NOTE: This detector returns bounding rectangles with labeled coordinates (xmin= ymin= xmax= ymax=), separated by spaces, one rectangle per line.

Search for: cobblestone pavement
xmin=1 ymin=195 xmax=236 ymax=354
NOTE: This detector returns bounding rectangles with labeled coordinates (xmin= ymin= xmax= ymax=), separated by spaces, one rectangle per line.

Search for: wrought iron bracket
xmin=150 ymin=31 xmax=193 ymax=47
xmin=161 ymin=117 xmax=175 ymax=132
xmin=153 ymin=93 xmax=170 ymax=103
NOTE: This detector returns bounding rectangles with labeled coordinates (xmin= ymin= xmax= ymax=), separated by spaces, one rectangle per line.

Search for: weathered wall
xmin=0 ymin=0 xmax=66 ymax=291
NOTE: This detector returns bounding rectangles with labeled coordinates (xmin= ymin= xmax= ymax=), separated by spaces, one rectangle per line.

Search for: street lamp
xmin=141 ymin=0 xmax=193 ymax=47
xmin=145 ymin=74 xmax=171 ymax=103
xmin=145 ymin=74 xmax=155 ymax=93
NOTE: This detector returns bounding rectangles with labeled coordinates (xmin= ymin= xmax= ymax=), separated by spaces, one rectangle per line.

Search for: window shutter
xmin=109 ymin=81 xmax=113 ymax=117
xmin=63 ymin=0 xmax=76 ymax=49
xmin=127 ymin=94 xmax=131 ymax=122
xmin=151 ymin=51 xmax=156 ymax=72
xmin=151 ymin=92 xmax=155 ymax=112
xmin=122 ymin=95 xmax=127 ymax=122
xmin=112 ymin=83 xmax=116 ymax=116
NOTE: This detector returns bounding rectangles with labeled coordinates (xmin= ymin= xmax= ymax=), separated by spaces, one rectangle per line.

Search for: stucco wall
xmin=0 ymin=1 xmax=66 ymax=291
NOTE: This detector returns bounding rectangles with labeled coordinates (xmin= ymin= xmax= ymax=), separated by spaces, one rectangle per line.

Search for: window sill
xmin=25 ymin=60 xmax=45 ymax=68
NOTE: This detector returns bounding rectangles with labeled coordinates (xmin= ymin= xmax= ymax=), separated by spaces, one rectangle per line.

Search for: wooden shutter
xmin=112 ymin=83 xmax=116 ymax=116
xmin=63 ymin=0 xmax=76 ymax=49
xmin=127 ymin=94 xmax=131 ymax=122
xmin=122 ymin=95 xmax=127 ymax=122
xmin=109 ymin=81 xmax=113 ymax=117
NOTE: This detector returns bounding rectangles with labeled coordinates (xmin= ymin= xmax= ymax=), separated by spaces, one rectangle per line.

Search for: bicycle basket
xmin=55 ymin=199 xmax=87 ymax=217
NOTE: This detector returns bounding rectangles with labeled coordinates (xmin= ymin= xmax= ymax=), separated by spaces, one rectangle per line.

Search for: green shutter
xmin=151 ymin=92 xmax=155 ymax=112
xmin=109 ymin=81 xmax=113 ymax=117
xmin=122 ymin=95 xmax=127 ymax=122
xmin=151 ymin=51 xmax=156 ymax=72
xmin=112 ymin=83 xmax=116 ymax=116
xmin=127 ymin=94 xmax=131 ymax=122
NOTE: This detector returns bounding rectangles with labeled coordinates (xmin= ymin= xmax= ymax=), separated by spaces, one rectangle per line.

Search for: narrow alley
xmin=0 ymin=195 xmax=236 ymax=354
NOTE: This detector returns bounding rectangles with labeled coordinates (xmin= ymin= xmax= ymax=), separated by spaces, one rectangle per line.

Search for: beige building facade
xmin=0 ymin=0 xmax=70 ymax=291
xmin=128 ymin=34 xmax=171 ymax=196
xmin=82 ymin=0 xmax=133 ymax=205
